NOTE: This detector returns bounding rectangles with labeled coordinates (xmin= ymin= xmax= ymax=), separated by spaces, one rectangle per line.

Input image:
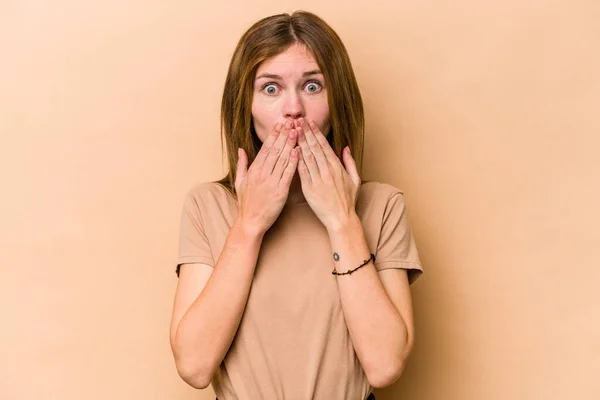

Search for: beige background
xmin=1 ymin=0 xmax=599 ymax=399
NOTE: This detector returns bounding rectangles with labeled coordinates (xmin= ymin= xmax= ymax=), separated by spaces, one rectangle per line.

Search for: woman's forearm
xmin=173 ymin=219 xmax=264 ymax=388
xmin=328 ymin=213 xmax=411 ymax=388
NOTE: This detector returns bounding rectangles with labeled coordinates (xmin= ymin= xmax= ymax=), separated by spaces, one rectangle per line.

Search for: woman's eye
xmin=263 ymin=84 xmax=278 ymax=95
xmin=305 ymin=82 xmax=322 ymax=93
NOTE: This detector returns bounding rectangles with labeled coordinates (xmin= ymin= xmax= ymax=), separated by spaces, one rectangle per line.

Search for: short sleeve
xmin=374 ymin=191 xmax=423 ymax=284
xmin=176 ymin=190 xmax=215 ymax=277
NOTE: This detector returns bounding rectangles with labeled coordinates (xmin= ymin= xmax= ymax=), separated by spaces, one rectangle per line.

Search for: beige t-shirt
xmin=176 ymin=181 xmax=423 ymax=400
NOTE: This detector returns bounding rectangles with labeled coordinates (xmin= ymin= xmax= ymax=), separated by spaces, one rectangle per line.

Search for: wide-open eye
xmin=305 ymin=81 xmax=322 ymax=93
xmin=262 ymin=83 xmax=279 ymax=95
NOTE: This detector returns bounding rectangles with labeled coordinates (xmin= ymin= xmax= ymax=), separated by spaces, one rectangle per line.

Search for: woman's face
xmin=251 ymin=42 xmax=330 ymax=143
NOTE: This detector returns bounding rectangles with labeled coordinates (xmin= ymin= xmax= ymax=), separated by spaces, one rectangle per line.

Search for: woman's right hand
xmin=235 ymin=120 xmax=299 ymax=236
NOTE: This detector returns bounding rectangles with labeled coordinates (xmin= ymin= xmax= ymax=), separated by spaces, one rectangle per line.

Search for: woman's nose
xmin=283 ymin=92 xmax=305 ymax=119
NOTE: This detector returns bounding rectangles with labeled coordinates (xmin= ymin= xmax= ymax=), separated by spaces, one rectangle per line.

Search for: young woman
xmin=169 ymin=10 xmax=423 ymax=400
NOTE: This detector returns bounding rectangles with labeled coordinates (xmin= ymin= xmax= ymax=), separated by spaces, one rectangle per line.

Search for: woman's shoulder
xmin=359 ymin=180 xmax=406 ymax=202
xmin=183 ymin=181 xmax=237 ymax=209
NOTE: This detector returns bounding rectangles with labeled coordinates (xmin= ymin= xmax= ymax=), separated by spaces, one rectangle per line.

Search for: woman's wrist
xmin=233 ymin=216 xmax=267 ymax=240
xmin=326 ymin=211 xmax=361 ymax=235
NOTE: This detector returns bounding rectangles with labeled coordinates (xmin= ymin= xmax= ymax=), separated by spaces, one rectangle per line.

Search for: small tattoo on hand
xmin=333 ymin=252 xmax=340 ymax=262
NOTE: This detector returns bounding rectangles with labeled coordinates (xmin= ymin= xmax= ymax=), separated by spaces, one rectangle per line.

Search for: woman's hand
xmin=235 ymin=120 xmax=299 ymax=236
xmin=294 ymin=118 xmax=362 ymax=232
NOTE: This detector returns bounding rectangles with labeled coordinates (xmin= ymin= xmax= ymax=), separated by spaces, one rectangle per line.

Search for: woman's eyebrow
xmin=255 ymin=70 xmax=323 ymax=80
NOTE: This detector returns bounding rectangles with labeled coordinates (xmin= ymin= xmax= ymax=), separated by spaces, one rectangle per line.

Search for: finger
xmin=272 ymin=127 xmax=298 ymax=181
xmin=296 ymin=146 xmax=312 ymax=184
xmin=297 ymin=118 xmax=331 ymax=179
xmin=303 ymin=119 xmax=340 ymax=172
xmin=280 ymin=146 xmax=299 ymax=188
xmin=343 ymin=146 xmax=361 ymax=186
xmin=262 ymin=121 xmax=293 ymax=176
xmin=296 ymin=121 xmax=322 ymax=181
xmin=252 ymin=122 xmax=283 ymax=170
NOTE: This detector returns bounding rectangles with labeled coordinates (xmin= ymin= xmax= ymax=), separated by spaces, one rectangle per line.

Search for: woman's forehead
xmin=255 ymin=44 xmax=319 ymax=77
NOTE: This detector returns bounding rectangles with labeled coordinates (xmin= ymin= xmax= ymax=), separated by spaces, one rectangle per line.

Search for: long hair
xmin=213 ymin=10 xmax=368 ymax=198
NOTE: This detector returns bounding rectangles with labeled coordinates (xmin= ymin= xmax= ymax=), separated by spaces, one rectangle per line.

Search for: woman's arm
xmin=327 ymin=214 xmax=415 ymax=389
xmin=169 ymin=219 xmax=264 ymax=389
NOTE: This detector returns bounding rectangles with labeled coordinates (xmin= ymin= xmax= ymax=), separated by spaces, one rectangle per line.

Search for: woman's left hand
xmin=294 ymin=118 xmax=362 ymax=232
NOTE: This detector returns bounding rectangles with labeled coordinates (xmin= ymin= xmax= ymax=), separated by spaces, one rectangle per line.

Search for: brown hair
xmin=213 ymin=10 xmax=369 ymax=197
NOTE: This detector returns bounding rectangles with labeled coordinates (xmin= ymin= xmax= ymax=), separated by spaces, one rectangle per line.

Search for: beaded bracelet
xmin=332 ymin=253 xmax=376 ymax=276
